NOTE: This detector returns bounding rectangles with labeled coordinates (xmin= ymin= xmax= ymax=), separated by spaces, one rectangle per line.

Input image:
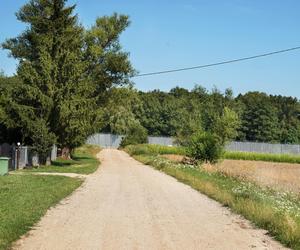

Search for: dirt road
xmin=14 ymin=149 xmax=286 ymax=250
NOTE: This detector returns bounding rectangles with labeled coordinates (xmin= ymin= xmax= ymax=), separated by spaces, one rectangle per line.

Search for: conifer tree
xmin=2 ymin=0 xmax=135 ymax=159
xmin=2 ymin=0 xmax=97 ymax=158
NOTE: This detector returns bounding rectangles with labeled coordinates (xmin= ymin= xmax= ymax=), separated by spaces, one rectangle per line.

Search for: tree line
xmin=101 ymin=86 xmax=300 ymax=145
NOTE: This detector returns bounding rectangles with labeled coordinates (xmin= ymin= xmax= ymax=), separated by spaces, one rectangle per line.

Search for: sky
xmin=0 ymin=0 xmax=299 ymax=98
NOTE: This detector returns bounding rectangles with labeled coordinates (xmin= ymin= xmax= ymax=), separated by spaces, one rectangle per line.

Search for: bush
xmin=187 ymin=132 xmax=224 ymax=163
xmin=120 ymin=125 xmax=148 ymax=147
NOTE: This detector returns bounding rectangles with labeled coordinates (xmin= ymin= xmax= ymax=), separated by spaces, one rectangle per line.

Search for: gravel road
xmin=14 ymin=149 xmax=287 ymax=250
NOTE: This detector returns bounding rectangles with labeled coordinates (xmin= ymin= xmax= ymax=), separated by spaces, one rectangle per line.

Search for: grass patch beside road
xmin=25 ymin=145 xmax=101 ymax=175
xmin=124 ymin=144 xmax=186 ymax=156
xmin=0 ymin=145 xmax=100 ymax=249
xmin=125 ymin=144 xmax=300 ymax=249
xmin=0 ymin=175 xmax=82 ymax=250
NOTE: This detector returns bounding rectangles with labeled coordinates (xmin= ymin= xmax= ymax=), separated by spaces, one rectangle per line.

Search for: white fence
xmin=87 ymin=133 xmax=300 ymax=155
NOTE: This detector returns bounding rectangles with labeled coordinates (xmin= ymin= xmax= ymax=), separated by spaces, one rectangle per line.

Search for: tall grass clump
xmin=186 ymin=132 xmax=224 ymax=163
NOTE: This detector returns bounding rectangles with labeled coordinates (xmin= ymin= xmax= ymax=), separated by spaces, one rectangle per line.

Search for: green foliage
xmin=270 ymin=95 xmax=300 ymax=144
xmin=2 ymin=0 xmax=92 ymax=155
xmin=0 ymin=76 xmax=56 ymax=158
xmin=224 ymin=151 xmax=300 ymax=164
xmin=212 ymin=107 xmax=241 ymax=145
xmin=237 ymin=92 xmax=280 ymax=142
xmin=134 ymin=87 xmax=299 ymax=145
xmin=1 ymin=1 xmax=134 ymax=157
xmin=136 ymin=90 xmax=180 ymax=136
xmin=120 ymin=125 xmax=148 ymax=147
xmin=175 ymin=99 xmax=203 ymax=146
xmin=101 ymin=87 xmax=142 ymax=134
xmin=187 ymin=132 xmax=224 ymax=163
xmin=84 ymin=13 xmax=134 ymax=95
xmin=0 ymin=76 xmax=23 ymax=143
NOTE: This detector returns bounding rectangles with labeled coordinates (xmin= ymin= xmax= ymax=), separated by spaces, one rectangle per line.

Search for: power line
xmin=133 ymin=46 xmax=300 ymax=77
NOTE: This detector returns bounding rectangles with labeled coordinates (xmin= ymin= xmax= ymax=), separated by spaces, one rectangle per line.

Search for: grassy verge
xmin=126 ymin=144 xmax=300 ymax=164
xmin=124 ymin=144 xmax=186 ymax=156
xmin=0 ymin=174 xmax=82 ymax=250
xmin=24 ymin=145 xmax=101 ymax=175
xmin=125 ymin=145 xmax=300 ymax=249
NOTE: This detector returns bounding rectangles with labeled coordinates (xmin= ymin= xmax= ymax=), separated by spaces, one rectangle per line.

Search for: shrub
xmin=187 ymin=132 xmax=224 ymax=163
xmin=120 ymin=125 xmax=148 ymax=147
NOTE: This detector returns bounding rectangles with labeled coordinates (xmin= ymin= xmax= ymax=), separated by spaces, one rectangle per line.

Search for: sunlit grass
xmin=24 ymin=145 xmax=101 ymax=175
xmin=0 ymin=175 xmax=82 ymax=250
xmin=126 ymin=144 xmax=300 ymax=249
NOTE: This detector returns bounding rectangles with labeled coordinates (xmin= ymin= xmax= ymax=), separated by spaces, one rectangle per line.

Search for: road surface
xmin=14 ymin=149 xmax=287 ymax=250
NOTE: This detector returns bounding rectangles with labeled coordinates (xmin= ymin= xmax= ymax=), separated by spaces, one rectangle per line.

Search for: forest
xmin=100 ymin=85 xmax=300 ymax=144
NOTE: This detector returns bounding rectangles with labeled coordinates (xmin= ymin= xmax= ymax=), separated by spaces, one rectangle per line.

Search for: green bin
xmin=0 ymin=157 xmax=10 ymax=176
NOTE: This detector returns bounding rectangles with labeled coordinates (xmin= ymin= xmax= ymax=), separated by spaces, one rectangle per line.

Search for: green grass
xmin=125 ymin=144 xmax=186 ymax=156
xmin=0 ymin=144 xmax=101 ymax=250
xmin=126 ymin=144 xmax=300 ymax=164
xmin=125 ymin=144 xmax=300 ymax=249
xmin=24 ymin=145 xmax=101 ymax=174
xmin=0 ymin=174 xmax=82 ymax=250
xmin=224 ymin=151 xmax=300 ymax=164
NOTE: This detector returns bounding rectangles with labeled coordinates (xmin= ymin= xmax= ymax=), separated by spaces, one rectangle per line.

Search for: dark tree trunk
xmin=61 ymin=147 xmax=71 ymax=160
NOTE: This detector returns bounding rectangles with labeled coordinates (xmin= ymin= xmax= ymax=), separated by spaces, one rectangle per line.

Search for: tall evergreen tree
xmin=2 ymin=1 xmax=134 ymax=158
xmin=2 ymin=0 xmax=98 ymax=158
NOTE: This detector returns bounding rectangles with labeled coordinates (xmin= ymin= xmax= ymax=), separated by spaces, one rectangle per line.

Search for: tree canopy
xmin=109 ymin=86 xmax=299 ymax=144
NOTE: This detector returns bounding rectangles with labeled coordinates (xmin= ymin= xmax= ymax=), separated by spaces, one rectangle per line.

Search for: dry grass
xmin=203 ymin=160 xmax=300 ymax=193
xmin=163 ymin=154 xmax=300 ymax=193
xmin=162 ymin=154 xmax=185 ymax=162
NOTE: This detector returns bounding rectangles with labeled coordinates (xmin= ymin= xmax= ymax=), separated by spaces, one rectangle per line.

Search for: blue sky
xmin=0 ymin=0 xmax=299 ymax=97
